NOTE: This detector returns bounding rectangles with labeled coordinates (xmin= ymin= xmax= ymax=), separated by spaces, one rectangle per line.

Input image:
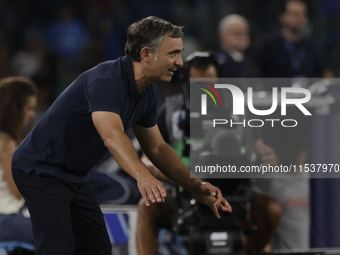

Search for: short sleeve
xmin=87 ymin=77 xmax=122 ymax=114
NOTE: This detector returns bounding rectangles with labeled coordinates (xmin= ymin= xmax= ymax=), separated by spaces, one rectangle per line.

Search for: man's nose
xmin=175 ymin=55 xmax=183 ymax=68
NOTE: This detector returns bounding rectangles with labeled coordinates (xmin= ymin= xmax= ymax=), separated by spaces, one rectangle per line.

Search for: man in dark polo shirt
xmin=12 ymin=16 xmax=232 ymax=255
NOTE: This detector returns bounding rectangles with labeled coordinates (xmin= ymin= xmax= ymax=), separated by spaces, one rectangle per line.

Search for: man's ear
xmin=140 ymin=47 xmax=152 ymax=63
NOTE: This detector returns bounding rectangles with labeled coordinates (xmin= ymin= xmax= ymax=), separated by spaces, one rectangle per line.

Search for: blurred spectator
xmin=11 ymin=28 xmax=57 ymax=127
xmin=42 ymin=3 xmax=92 ymax=96
xmin=251 ymin=0 xmax=325 ymax=250
xmin=250 ymin=0 xmax=329 ymax=166
xmin=217 ymin=14 xmax=257 ymax=78
xmin=11 ymin=28 xmax=48 ymax=78
xmin=86 ymin=1 xmax=132 ymax=61
xmin=44 ymin=3 xmax=91 ymax=71
xmin=251 ymin=0 xmax=333 ymax=78
xmin=250 ymin=0 xmax=319 ymax=168
xmin=0 ymin=77 xmax=38 ymax=244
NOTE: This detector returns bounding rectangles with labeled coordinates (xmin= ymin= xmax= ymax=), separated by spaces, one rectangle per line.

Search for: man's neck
xmin=132 ymin=61 xmax=154 ymax=93
xmin=222 ymin=46 xmax=245 ymax=62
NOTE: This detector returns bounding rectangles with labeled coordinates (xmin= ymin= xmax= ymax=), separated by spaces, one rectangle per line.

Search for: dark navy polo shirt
xmin=13 ymin=56 xmax=157 ymax=182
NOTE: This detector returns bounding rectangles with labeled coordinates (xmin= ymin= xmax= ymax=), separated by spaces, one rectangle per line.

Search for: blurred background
xmin=1 ymin=0 xmax=340 ymax=106
xmin=1 ymin=0 xmax=340 ymax=252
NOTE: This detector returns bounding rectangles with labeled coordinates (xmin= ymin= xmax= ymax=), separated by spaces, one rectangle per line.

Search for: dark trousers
xmin=12 ymin=168 xmax=112 ymax=255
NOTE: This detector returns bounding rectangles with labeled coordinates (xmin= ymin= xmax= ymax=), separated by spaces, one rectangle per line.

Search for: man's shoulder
xmin=82 ymin=57 xmax=128 ymax=87
xmin=85 ymin=58 xmax=123 ymax=77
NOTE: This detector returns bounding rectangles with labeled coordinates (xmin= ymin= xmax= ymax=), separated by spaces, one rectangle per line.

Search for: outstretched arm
xmin=133 ymin=124 xmax=232 ymax=218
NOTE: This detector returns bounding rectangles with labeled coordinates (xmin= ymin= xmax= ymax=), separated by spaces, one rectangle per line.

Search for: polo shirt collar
xmin=122 ymin=55 xmax=140 ymax=96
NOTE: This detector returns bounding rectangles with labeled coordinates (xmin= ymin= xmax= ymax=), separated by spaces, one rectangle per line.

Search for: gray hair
xmin=125 ymin=16 xmax=184 ymax=61
xmin=218 ymin=14 xmax=249 ymax=34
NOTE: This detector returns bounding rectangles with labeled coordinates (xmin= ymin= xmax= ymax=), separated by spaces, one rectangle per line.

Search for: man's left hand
xmin=193 ymin=182 xmax=232 ymax=218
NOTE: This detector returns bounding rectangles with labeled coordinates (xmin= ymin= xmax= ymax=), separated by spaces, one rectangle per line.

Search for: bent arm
xmin=133 ymin=124 xmax=232 ymax=217
xmin=133 ymin=124 xmax=202 ymax=192
xmin=141 ymin=153 xmax=169 ymax=181
xmin=92 ymin=111 xmax=166 ymax=205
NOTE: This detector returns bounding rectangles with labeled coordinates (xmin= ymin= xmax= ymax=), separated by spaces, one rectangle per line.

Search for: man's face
xmin=148 ymin=36 xmax=184 ymax=82
xmin=220 ymin=22 xmax=250 ymax=53
xmin=280 ymin=1 xmax=308 ymax=34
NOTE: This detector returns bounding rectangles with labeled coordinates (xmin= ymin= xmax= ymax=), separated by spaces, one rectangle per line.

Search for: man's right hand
xmin=137 ymin=172 xmax=167 ymax=206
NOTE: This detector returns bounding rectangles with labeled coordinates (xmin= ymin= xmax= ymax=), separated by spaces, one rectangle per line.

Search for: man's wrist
xmin=190 ymin=178 xmax=204 ymax=193
xmin=133 ymin=164 xmax=153 ymax=182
